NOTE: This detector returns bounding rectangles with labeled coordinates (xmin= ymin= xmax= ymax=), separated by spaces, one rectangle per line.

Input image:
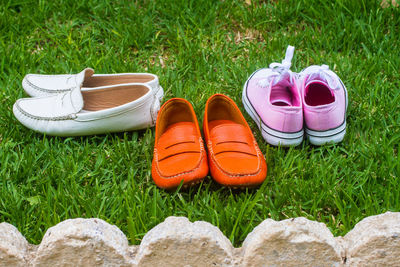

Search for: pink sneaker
xmin=299 ymin=65 xmax=348 ymax=145
xmin=242 ymin=46 xmax=303 ymax=146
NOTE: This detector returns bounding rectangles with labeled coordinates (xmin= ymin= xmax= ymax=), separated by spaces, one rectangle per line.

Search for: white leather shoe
xmin=22 ymin=68 xmax=164 ymax=100
xmin=14 ymin=74 xmax=160 ymax=136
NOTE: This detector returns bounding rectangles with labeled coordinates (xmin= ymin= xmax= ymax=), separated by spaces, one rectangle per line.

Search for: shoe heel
xmin=150 ymin=95 xmax=161 ymax=126
xmin=305 ymin=121 xmax=346 ymax=145
xmin=242 ymin=91 xmax=303 ymax=147
xmin=261 ymin=131 xmax=304 ymax=147
xmin=155 ymin=85 xmax=164 ymax=101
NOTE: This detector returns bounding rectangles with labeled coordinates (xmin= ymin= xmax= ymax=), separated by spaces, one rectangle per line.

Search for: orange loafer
xmin=152 ymin=98 xmax=209 ymax=189
xmin=203 ymin=94 xmax=267 ymax=188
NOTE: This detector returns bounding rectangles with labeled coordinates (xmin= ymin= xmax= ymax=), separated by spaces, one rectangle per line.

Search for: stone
xmin=344 ymin=211 xmax=400 ymax=266
xmin=0 ymin=222 xmax=30 ymax=267
xmin=32 ymin=218 xmax=132 ymax=266
xmin=135 ymin=216 xmax=234 ymax=267
xmin=1 ymin=212 xmax=400 ymax=266
xmin=381 ymin=0 xmax=399 ymax=8
xmin=241 ymin=217 xmax=344 ymax=267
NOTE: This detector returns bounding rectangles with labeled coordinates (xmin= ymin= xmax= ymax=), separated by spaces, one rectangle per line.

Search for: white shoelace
xmin=257 ymin=45 xmax=296 ymax=88
xmin=256 ymin=46 xmax=341 ymax=93
xmin=269 ymin=45 xmax=294 ymax=70
xmin=300 ymin=64 xmax=341 ymax=90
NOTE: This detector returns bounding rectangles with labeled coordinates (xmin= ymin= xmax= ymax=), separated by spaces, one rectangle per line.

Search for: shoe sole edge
xmin=305 ymin=121 xmax=346 ymax=145
xmin=304 ymin=76 xmax=348 ymax=145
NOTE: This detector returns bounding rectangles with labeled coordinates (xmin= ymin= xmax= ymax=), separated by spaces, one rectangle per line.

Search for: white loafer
xmin=22 ymin=68 xmax=164 ymax=100
xmin=14 ymin=74 xmax=160 ymax=136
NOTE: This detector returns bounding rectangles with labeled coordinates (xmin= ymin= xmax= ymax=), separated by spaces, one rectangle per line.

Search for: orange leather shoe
xmin=152 ymin=98 xmax=209 ymax=189
xmin=203 ymin=94 xmax=267 ymax=188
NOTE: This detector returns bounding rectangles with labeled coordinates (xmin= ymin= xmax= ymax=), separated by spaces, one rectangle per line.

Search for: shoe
xmin=22 ymin=68 xmax=164 ymax=100
xmin=203 ymin=94 xmax=267 ymax=188
xmin=151 ymin=98 xmax=208 ymax=189
xmin=299 ymin=64 xmax=348 ymax=145
xmin=13 ymin=76 xmax=160 ymax=136
xmin=242 ymin=45 xmax=303 ymax=146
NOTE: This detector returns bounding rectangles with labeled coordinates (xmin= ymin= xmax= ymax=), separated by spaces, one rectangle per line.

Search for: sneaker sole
xmin=305 ymin=78 xmax=348 ymax=145
xmin=305 ymin=121 xmax=346 ymax=145
xmin=242 ymin=76 xmax=303 ymax=147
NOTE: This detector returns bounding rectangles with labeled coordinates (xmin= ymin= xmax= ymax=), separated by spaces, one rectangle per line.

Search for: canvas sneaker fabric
xmin=299 ymin=64 xmax=348 ymax=145
xmin=242 ymin=45 xmax=303 ymax=146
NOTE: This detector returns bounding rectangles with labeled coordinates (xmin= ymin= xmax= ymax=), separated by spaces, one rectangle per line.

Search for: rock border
xmin=1 ymin=212 xmax=399 ymax=266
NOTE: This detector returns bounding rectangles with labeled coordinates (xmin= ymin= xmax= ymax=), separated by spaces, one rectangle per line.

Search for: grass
xmin=0 ymin=0 xmax=399 ymax=246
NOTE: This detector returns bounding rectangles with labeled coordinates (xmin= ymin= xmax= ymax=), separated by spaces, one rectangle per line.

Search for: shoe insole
xmin=82 ymin=84 xmax=149 ymax=111
xmin=83 ymin=74 xmax=155 ymax=87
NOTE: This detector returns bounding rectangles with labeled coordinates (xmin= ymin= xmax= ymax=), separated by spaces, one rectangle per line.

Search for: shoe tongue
xmin=270 ymin=72 xmax=294 ymax=106
xmin=270 ymin=86 xmax=292 ymax=106
xmin=305 ymin=69 xmax=339 ymax=90
xmin=306 ymin=72 xmax=325 ymax=83
xmin=272 ymin=71 xmax=292 ymax=86
xmin=68 ymin=68 xmax=94 ymax=112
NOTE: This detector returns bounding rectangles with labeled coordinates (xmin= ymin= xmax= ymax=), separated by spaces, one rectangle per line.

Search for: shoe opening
xmin=269 ymin=77 xmax=300 ymax=107
xmin=304 ymin=81 xmax=335 ymax=106
xmin=82 ymin=74 xmax=155 ymax=87
xmin=82 ymin=84 xmax=149 ymax=111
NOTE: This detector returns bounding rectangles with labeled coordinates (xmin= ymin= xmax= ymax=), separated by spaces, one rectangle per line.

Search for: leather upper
xmin=22 ymin=68 xmax=94 ymax=96
xmin=152 ymin=98 xmax=208 ymax=189
xmin=204 ymin=94 xmax=267 ymax=187
xmin=22 ymin=68 xmax=163 ymax=100
xmin=13 ymin=82 xmax=159 ymax=136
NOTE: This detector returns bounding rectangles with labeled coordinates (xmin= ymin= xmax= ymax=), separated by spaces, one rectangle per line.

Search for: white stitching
xmin=25 ymin=77 xmax=74 ymax=93
xmin=15 ymin=102 xmax=76 ymax=121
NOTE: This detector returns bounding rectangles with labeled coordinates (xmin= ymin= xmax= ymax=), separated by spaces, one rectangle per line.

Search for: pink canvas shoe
xmin=300 ymin=65 xmax=348 ymax=145
xmin=242 ymin=45 xmax=303 ymax=146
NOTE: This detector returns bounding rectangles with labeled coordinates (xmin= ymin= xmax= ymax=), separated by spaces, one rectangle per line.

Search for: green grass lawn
xmin=0 ymin=0 xmax=399 ymax=246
